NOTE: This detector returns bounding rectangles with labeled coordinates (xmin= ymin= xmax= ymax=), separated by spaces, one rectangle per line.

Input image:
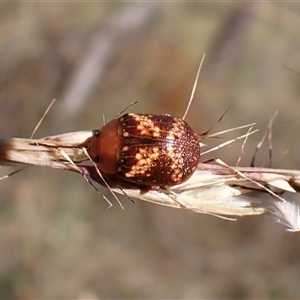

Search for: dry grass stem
xmin=1 ymin=125 xmax=300 ymax=232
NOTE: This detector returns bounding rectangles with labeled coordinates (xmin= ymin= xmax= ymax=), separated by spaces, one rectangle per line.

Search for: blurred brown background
xmin=0 ymin=2 xmax=300 ymax=299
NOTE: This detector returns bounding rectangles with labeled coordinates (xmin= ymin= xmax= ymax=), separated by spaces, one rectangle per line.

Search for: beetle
xmin=87 ymin=112 xmax=200 ymax=189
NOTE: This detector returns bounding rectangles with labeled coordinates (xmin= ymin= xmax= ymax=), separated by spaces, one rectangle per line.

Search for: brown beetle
xmin=87 ymin=113 xmax=200 ymax=189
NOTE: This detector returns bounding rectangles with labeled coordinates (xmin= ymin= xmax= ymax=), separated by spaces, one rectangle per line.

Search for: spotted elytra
xmin=87 ymin=113 xmax=200 ymax=189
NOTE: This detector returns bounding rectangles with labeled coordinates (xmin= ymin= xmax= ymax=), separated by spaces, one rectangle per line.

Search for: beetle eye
xmin=93 ymin=155 xmax=99 ymax=163
xmin=92 ymin=130 xmax=100 ymax=138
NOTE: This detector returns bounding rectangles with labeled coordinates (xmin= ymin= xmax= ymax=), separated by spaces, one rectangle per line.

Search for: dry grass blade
xmin=1 ymin=126 xmax=300 ymax=232
xmin=103 ymin=163 xmax=300 ymax=231
xmin=0 ymin=131 xmax=93 ymax=168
